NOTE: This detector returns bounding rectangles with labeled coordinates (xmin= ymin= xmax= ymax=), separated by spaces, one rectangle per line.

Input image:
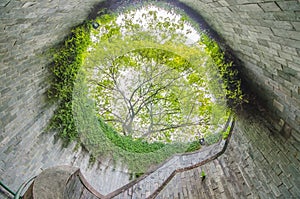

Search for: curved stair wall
xmin=23 ymin=119 xmax=234 ymax=199
xmin=24 ymin=111 xmax=300 ymax=198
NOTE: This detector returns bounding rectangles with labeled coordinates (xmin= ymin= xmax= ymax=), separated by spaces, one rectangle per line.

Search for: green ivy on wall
xmin=199 ymin=34 xmax=247 ymax=109
xmin=48 ymin=22 xmax=92 ymax=145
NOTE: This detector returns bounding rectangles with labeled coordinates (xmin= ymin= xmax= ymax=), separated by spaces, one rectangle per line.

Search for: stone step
xmin=25 ymin=165 xmax=78 ymax=199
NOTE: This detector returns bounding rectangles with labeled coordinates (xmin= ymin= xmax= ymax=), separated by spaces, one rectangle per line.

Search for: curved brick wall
xmin=0 ymin=0 xmax=130 ymax=197
xmin=157 ymin=108 xmax=300 ymax=198
xmin=180 ymin=0 xmax=300 ymax=136
xmin=0 ymin=0 xmax=299 ymax=198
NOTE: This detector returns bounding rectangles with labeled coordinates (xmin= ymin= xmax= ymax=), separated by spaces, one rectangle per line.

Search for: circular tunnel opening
xmin=48 ymin=0 xmax=244 ymax=177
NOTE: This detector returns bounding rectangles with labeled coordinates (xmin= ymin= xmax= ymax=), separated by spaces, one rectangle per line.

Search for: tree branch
xmin=141 ymin=119 xmax=205 ymax=137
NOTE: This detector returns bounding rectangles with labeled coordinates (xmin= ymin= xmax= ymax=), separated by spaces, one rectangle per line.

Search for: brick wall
xmin=0 ymin=0 xmax=130 ymax=196
xmin=180 ymin=0 xmax=300 ymax=137
xmin=157 ymin=108 xmax=300 ymax=198
xmin=0 ymin=0 xmax=299 ymax=198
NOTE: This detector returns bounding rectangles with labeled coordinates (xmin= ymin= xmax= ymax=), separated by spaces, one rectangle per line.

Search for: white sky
xmin=116 ymin=5 xmax=200 ymax=44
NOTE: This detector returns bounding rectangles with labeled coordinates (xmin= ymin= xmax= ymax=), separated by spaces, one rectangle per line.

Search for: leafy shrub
xmin=222 ymin=126 xmax=231 ymax=140
xmin=98 ymin=118 xmax=167 ymax=153
xmin=47 ymin=11 xmax=237 ymax=156
xmin=46 ymin=8 xmax=237 ymax=175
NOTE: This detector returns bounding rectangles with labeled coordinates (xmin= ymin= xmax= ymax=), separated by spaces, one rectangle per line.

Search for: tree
xmin=88 ymin=48 xmax=213 ymax=142
xmin=83 ymin=6 xmax=228 ymax=143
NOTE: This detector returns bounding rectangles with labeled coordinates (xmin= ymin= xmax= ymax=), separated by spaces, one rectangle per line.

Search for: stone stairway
xmin=109 ymin=141 xmax=225 ymax=199
xmin=155 ymin=158 xmax=244 ymax=199
xmin=23 ymin=119 xmax=234 ymax=199
xmin=21 ymin=112 xmax=300 ymax=199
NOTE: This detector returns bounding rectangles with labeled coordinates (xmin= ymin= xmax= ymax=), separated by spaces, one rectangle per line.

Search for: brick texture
xmin=0 ymin=0 xmax=300 ymax=198
xmin=156 ymin=109 xmax=300 ymax=198
xmin=0 ymin=0 xmax=130 ymax=196
xmin=180 ymin=0 xmax=300 ymax=135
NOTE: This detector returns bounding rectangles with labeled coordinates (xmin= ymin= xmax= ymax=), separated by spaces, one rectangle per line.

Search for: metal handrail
xmin=14 ymin=176 xmax=36 ymax=199
xmin=0 ymin=176 xmax=36 ymax=199
xmin=0 ymin=181 xmax=16 ymax=196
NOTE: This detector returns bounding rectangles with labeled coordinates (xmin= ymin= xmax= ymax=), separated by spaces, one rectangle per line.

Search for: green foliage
xmin=48 ymin=22 xmax=92 ymax=145
xmin=73 ymin=76 xmax=195 ymax=173
xmin=201 ymin=170 xmax=206 ymax=181
xmin=201 ymin=170 xmax=206 ymax=178
xmin=49 ymin=24 xmax=91 ymax=100
xmin=204 ymin=132 xmax=221 ymax=145
xmin=200 ymin=34 xmax=246 ymax=109
xmin=204 ymin=122 xmax=231 ymax=145
xmin=129 ymin=172 xmax=145 ymax=180
xmin=89 ymin=47 xmax=213 ymax=141
xmin=50 ymin=101 xmax=77 ymax=146
xmin=47 ymin=5 xmax=233 ymax=175
xmin=222 ymin=125 xmax=231 ymax=140
xmin=98 ymin=118 xmax=165 ymax=153
xmin=185 ymin=141 xmax=201 ymax=152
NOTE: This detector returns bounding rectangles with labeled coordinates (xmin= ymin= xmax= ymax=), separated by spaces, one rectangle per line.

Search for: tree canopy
xmin=83 ymin=6 xmax=229 ymax=143
xmin=88 ymin=48 xmax=214 ymax=142
xmin=48 ymin=4 xmax=241 ymax=174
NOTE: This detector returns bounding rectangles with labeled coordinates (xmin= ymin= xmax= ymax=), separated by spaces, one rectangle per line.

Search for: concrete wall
xmin=0 ymin=0 xmax=299 ymax=198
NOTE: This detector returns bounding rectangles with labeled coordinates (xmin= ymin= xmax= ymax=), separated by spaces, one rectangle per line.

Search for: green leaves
xmin=83 ymin=7 xmax=232 ymax=145
xmin=88 ymin=47 xmax=214 ymax=142
xmin=188 ymin=72 xmax=201 ymax=84
xmin=49 ymin=101 xmax=78 ymax=146
xmin=47 ymin=5 xmax=234 ymax=175
xmin=185 ymin=140 xmax=201 ymax=152
xmin=199 ymin=34 xmax=246 ymax=109
xmin=101 ymin=117 xmax=165 ymax=153
xmin=48 ymin=22 xmax=91 ymax=145
xmin=222 ymin=125 xmax=231 ymax=139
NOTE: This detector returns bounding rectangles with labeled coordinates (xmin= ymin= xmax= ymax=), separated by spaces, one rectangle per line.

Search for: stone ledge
xmin=24 ymin=165 xmax=78 ymax=199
